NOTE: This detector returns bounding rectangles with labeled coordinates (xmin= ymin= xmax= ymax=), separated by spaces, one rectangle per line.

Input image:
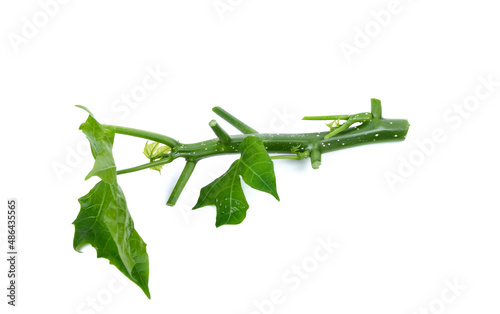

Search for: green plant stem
xmin=209 ymin=120 xmax=232 ymax=145
xmin=171 ymin=117 xmax=409 ymax=161
xmin=112 ymin=116 xmax=409 ymax=169
xmin=310 ymin=145 xmax=321 ymax=169
xmin=117 ymin=158 xmax=174 ymax=175
xmin=108 ymin=101 xmax=409 ymax=203
xmin=371 ymin=98 xmax=382 ymax=119
xmin=270 ymin=155 xmax=304 ymax=160
xmin=302 ymin=114 xmax=351 ymax=120
xmin=324 ymin=122 xmax=350 ymax=139
xmin=167 ymin=160 xmax=197 ymax=206
xmin=104 ymin=125 xmax=179 ymax=147
xmin=212 ymin=106 xmax=258 ymax=134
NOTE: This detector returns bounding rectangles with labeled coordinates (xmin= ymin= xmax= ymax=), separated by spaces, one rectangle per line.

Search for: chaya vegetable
xmin=73 ymin=98 xmax=409 ymax=298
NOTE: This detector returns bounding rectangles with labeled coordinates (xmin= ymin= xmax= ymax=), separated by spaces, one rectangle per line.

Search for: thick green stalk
xmin=212 ymin=106 xmax=258 ymax=134
xmin=209 ymin=120 xmax=232 ymax=145
xmin=371 ymin=98 xmax=382 ymax=118
xmin=110 ymin=117 xmax=409 ymax=168
xmin=167 ymin=160 xmax=197 ymax=206
xmin=310 ymin=145 xmax=321 ymax=169
xmin=106 ymin=100 xmax=409 ymax=204
xmin=114 ymin=117 xmax=408 ymax=176
xmin=170 ymin=117 xmax=409 ymax=160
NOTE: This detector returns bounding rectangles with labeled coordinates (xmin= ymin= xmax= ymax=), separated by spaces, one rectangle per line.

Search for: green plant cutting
xmin=73 ymin=98 xmax=409 ymax=298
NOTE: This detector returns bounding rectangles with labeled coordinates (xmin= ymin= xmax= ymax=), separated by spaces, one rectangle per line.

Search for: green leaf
xmin=153 ymin=145 xmax=171 ymax=157
xmin=193 ymin=160 xmax=249 ymax=227
xmin=143 ymin=141 xmax=172 ymax=172
xmin=192 ymin=136 xmax=279 ymax=227
xmin=78 ymin=107 xmax=116 ymax=184
xmin=73 ymin=181 xmax=150 ymax=298
xmin=143 ymin=141 xmax=160 ymax=159
xmin=239 ymin=136 xmax=280 ymax=201
xmin=144 ymin=141 xmax=171 ymax=159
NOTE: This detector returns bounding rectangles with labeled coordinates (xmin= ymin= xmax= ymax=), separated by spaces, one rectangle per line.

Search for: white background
xmin=1 ymin=1 xmax=499 ymax=313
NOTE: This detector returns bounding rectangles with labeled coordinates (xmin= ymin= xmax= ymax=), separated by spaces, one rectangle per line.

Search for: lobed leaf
xmin=193 ymin=160 xmax=249 ymax=227
xmin=144 ymin=141 xmax=171 ymax=159
xmin=193 ymin=136 xmax=279 ymax=227
xmin=143 ymin=141 xmax=160 ymax=159
xmin=73 ymin=180 xmax=150 ymax=298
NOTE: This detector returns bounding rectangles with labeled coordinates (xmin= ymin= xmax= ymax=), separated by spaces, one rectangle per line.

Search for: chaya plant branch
xmin=72 ymin=98 xmax=410 ymax=298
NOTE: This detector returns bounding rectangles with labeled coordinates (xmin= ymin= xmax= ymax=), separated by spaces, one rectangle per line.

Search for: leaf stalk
xmin=212 ymin=106 xmax=258 ymax=134
xmin=209 ymin=119 xmax=232 ymax=145
xmin=167 ymin=160 xmax=197 ymax=206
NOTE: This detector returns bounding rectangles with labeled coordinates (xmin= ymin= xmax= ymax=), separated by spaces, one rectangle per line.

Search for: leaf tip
xmin=142 ymin=287 xmax=151 ymax=299
xmin=72 ymin=242 xmax=84 ymax=253
xmin=75 ymin=105 xmax=94 ymax=117
xmin=214 ymin=218 xmax=228 ymax=228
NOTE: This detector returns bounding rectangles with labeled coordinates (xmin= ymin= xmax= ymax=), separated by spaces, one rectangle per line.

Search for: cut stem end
xmin=371 ymin=98 xmax=382 ymax=119
xmin=209 ymin=119 xmax=232 ymax=145
xmin=166 ymin=160 xmax=197 ymax=206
